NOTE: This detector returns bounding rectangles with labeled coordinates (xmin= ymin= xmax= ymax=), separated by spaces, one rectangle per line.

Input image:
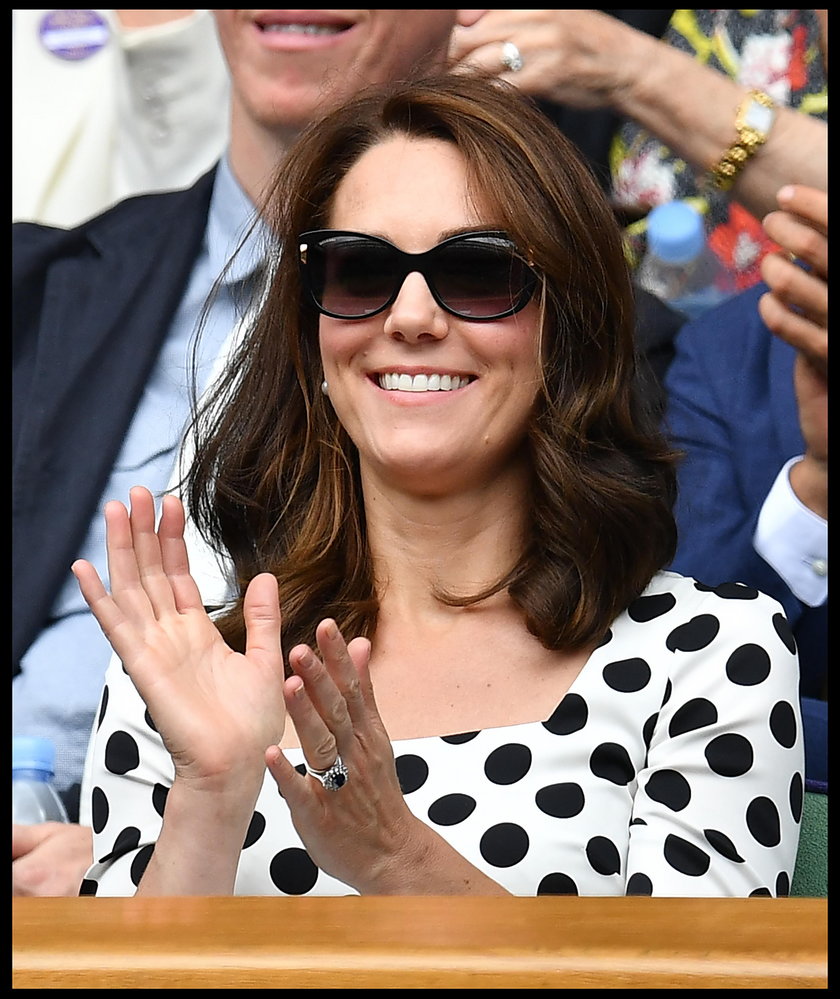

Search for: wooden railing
xmin=12 ymin=895 xmax=827 ymax=989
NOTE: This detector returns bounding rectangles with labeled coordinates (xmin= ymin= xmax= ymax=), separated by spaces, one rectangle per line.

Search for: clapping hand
xmin=72 ymin=486 xmax=287 ymax=795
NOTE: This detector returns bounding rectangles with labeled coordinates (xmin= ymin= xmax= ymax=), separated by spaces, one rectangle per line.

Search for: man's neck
xmin=227 ymin=114 xmax=301 ymax=213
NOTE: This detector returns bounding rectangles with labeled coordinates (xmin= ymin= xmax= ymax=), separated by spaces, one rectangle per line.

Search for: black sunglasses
xmin=298 ymin=229 xmax=539 ymax=321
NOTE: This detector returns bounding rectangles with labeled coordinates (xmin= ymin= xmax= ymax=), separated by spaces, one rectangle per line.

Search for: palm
xmin=73 ymin=487 xmax=286 ymax=788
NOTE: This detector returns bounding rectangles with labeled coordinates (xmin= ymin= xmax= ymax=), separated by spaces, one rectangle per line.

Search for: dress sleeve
xmin=80 ymin=650 xmax=174 ymax=897
xmin=625 ymin=582 xmax=804 ymax=896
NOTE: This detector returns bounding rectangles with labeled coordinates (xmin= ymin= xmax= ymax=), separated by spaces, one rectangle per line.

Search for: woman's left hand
xmin=266 ymin=620 xmax=424 ymax=894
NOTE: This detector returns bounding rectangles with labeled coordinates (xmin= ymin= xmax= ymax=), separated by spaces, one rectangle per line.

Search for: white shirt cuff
xmin=754 ymin=457 xmax=827 ymax=606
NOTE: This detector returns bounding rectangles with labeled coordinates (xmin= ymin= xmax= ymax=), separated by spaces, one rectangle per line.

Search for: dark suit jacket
xmin=664 ymin=282 xmax=827 ymax=704
xmin=13 ymin=169 xmax=216 ymax=674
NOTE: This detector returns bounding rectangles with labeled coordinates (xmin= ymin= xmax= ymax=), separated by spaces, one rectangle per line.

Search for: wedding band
xmin=305 ymin=754 xmax=349 ymax=791
xmin=501 ymin=41 xmax=524 ymax=73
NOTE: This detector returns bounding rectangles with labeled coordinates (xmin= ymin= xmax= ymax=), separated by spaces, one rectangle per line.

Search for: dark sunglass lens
xmin=435 ymin=238 xmax=535 ymax=318
xmin=314 ymin=237 xmax=396 ymax=318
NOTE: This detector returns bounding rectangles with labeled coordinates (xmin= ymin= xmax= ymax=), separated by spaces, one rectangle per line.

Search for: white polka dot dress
xmin=80 ymin=572 xmax=804 ymax=897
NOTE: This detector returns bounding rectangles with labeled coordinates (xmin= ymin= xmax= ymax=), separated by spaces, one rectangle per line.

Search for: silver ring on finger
xmin=500 ymin=41 xmax=524 ymax=73
xmin=305 ymin=754 xmax=349 ymax=791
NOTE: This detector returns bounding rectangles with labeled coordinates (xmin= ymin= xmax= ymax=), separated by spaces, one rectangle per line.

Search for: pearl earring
xmin=321 ymin=380 xmax=329 ymax=396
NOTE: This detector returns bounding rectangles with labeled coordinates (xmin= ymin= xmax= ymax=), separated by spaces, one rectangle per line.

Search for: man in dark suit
xmin=665 ymin=184 xmax=827 ymax=788
xmin=12 ymin=9 xmax=482 ymax=898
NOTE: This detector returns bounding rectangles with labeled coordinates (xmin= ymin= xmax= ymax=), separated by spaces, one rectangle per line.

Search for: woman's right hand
xmin=72 ymin=486 xmax=287 ymax=794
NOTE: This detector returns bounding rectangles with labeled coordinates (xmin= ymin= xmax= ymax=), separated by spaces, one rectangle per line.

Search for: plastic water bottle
xmin=637 ymin=201 xmax=736 ymax=320
xmin=12 ymin=736 xmax=69 ymax=824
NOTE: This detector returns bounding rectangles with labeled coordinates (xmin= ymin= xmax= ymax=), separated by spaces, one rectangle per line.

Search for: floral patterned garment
xmin=611 ymin=10 xmax=827 ymax=290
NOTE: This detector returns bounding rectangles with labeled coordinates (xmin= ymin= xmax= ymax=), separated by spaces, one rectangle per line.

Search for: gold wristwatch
xmin=710 ymin=90 xmax=776 ymax=191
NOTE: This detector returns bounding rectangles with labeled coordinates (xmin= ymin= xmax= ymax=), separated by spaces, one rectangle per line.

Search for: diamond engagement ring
xmin=500 ymin=41 xmax=524 ymax=73
xmin=306 ymin=755 xmax=349 ymax=791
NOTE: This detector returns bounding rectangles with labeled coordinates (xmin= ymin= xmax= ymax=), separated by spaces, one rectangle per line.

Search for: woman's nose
xmin=383 ymin=271 xmax=450 ymax=342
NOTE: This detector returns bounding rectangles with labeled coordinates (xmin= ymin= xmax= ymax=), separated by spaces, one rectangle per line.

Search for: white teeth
xmin=378 ymin=373 xmax=471 ymax=392
xmin=263 ymin=24 xmax=343 ymax=35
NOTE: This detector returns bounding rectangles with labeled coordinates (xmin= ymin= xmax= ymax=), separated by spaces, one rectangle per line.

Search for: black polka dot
xmin=130 ymin=844 xmax=154 ymax=887
xmin=661 ymin=678 xmax=672 ymax=707
xmin=294 ymin=762 xmax=307 ymax=777
xmin=104 ymin=730 xmax=140 ymax=775
xmin=479 ymin=823 xmax=529 ymax=868
xmin=746 ymin=796 xmax=781 ymax=847
xmin=704 ymin=829 xmax=744 ymax=863
xmin=395 ymin=753 xmax=429 ymax=794
xmin=269 ymin=847 xmax=319 ymax=895
xmin=726 ymin=644 xmax=771 ymax=686
xmin=442 ymin=731 xmax=479 ymax=744
xmin=143 ymin=708 xmax=158 ymax=733
xmin=151 ymin=783 xmax=169 ymax=818
xmin=776 ymin=870 xmax=791 ymax=897
xmin=96 ymin=686 xmax=109 ymax=731
xmin=789 ymin=772 xmax=804 ymax=823
xmin=537 ymin=873 xmax=578 ymax=895
xmin=772 ymin=613 xmax=797 ymax=655
xmin=626 ymin=872 xmax=653 ymax=895
xmin=243 ymin=810 xmax=266 ymax=848
xmin=628 ymin=592 xmax=676 ymax=622
xmin=427 ymin=793 xmax=476 ymax=826
xmin=590 ymin=742 xmax=635 ymax=785
xmin=666 ymin=614 xmax=720 ymax=652
xmin=484 ymin=743 xmax=532 ymax=784
xmin=663 ymin=834 xmax=710 ymax=876
xmin=535 ymin=782 xmax=585 ymax=818
xmin=630 ymin=817 xmax=647 ymax=826
xmin=91 ymin=786 xmax=109 ymax=834
xmin=646 ymin=770 xmax=691 ymax=811
xmin=769 ymin=701 xmax=797 ymax=748
xmin=586 ymin=836 xmax=621 ymax=876
xmin=602 ymin=657 xmax=651 ymax=692
xmin=101 ymin=825 xmax=141 ymax=863
xmin=595 ymin=628 xmax=613 ymax=649
xmin=668 ymin=697 xmax=718 ymax=737
xmin=543 ymin=693 xmax=588 ymax=735
xmin=642 ymin=712 xmax=658 ymax=749
xmin=696 ymin=580 xmax=759 ymax=600
xmin=79 ymin=878 xmax=98 ymax=896
xmin=749 ymin=886 xmax=772 ymax=897
xmin=704 ymin=733 xmax=754 ymax=777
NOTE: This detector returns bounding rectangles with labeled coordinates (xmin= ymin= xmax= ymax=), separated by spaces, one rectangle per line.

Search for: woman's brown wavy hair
xmin=186 ymin=72 xmax=679 ymax=661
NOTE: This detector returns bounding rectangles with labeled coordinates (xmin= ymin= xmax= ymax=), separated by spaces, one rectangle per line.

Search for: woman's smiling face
xmin=318 ymin=134 xmax=543 ymax=497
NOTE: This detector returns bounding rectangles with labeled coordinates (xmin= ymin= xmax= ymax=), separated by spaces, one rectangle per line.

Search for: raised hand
xmin=72 ymin=486 xmax=287 ymax=794
xmin=759 ymin=185 xmax=827 ymax=519
xmin=265 ymin=619 xmax=429 ymax=894
xmin=759 ymin=184 xmax=827 ymax=369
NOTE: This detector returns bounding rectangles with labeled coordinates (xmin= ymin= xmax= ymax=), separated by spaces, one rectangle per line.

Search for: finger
xmin=775 ymin=184 xmax=828 ymax=234
xmin=288 ymin=639 xmax=354 ymax=747
xmin=760 ymin=254 xmax=828 ymax=326
xmin=315 ymin=620 xmax=372 ymax=726
xmin=101 ymin=498 xmax=156 ymax=622
xmin=71 ymin=558 xmax=149 ymax=665
xmin=758 ymin=291 xmax=827 ymax=365
xmin=242 ymin=573 xmax=284 ymax=673
xmin=127 ymin=486 xmax=178 ymax=617
xmin=157 ymin=493 xmax=205 ymax=612
xmin=762 ymin=211 xmax=828 ymax=277
xmin=283 ymin=674 xmax=340 ymax=772
xmin=264 ymin=744 xmax=310 ymax=805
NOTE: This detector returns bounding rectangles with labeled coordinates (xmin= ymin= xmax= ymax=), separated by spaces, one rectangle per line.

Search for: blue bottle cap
xmin=12 ymin=735 xmax=57 ymax=773
xmin=646 ymin=201 xmax=705 ymax=265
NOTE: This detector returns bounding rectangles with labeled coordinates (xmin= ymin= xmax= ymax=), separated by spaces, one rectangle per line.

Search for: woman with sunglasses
xmin=73 ymin=73 xmax=803 ymax=898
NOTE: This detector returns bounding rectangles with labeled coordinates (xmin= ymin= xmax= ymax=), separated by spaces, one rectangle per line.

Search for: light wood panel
xmin=12 ymin=895 xmax=827 ymax=989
